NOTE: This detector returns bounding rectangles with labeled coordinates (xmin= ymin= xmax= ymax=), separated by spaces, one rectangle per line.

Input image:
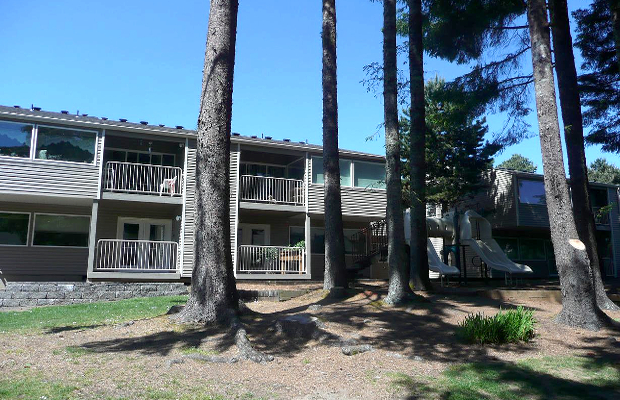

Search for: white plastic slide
xmin=427 ymin=239 xmax=460 ymax=275
xmin=460 ymin=210 xmax=533 ymax=274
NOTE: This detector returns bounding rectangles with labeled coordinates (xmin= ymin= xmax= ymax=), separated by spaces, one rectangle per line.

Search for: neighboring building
xmin=0 ymin=105 xmax=387 ymax=284
xmin=456 ymin=169 xmax=620 ymax=279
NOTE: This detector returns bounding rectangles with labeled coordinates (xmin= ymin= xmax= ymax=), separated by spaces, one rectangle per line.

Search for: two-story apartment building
xmin=0 ymin=105 xmax=388 ymax=285
xmin=456 ymin=169 xmax=620 ymax=279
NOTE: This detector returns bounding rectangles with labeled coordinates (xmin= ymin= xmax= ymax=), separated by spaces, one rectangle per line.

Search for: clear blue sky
xmin=0 ymin=0 xmax=617 ymax=172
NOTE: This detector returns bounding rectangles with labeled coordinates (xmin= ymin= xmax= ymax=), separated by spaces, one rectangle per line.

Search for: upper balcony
xmin=239 ymin=175 xmax=304 ymax=206
xmin=100 ymin=133 xmax=185 ymax=204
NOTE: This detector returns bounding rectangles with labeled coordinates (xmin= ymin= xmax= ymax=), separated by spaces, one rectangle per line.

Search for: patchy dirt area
xmin=1 ymin=286 xmax=620 ymax=399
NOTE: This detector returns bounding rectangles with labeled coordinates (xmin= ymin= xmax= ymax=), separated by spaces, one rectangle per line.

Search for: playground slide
xmin=427 ymin=239 xmax=460 ymax=276
xmin=460 ymin=210 xmax=532 ymax=275
xmin=462 ymin=238 xmax=532 ymax=274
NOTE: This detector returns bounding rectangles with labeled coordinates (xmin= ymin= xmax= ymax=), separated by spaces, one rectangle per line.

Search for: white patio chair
xmin=159 ymin=177 xmax=177 ymax=196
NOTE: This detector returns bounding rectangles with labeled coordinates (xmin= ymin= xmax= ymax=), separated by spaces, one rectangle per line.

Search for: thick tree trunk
xmin=610 ymin=0 xmax=620 ymax=70
xmin=384 ymin=0 xmax=413 ymax=304
xmin=179 ymin=0 xmax=240 ymax=324
xmin=527 ymin=0 xmax=611 ymax=330
xmin=322 ymin=0 xmax=347 ymax=291
xmin=408 ymin=0 xmax=431 ymax=291
xmin=550 ymin=0 xmax=619 ymax=311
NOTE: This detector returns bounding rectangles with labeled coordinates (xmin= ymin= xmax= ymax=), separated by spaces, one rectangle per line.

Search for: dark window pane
xmin=33 ymin=215 xmax=90 ymax=247
xmin=495 ymin=238 xmax=519 ymax=260
xmin=519 ymin=239 xmax=546 ymax=260
xmin=0 ymin=121 xmax=32 ymax=158
xmin=138 ymin=153 xmax=150 ymax=164
xmin=266 ymin=166 xmax=285 ymax=178
xmin=312 ymin=157 xmax=324 ymax=184
xmin=122 ymin=223 xmax=140 ymax=240
xmin=151 ymin=154 xmax=162 ymax=165
xmin=289 ymin=227 xmax=304 ymax=247
xmin=354 ymin=162 xmax=386 ymax=189
xmin=162 ymin=154 xmax=175 ymax=166
xmin=311 ymin=228 xmax=325 ymax=254
xmin=36 ymin=126 xmax=96 ymax=163
xmin=518 ymin=179 xmax=546 ymax=205
xmin=0 ymin=212 xmax=29 ymax=245
xmin=590 ymin=189 xmax=608 ymax=208
xmin=126 ymin=152 xmax=138 ymax=163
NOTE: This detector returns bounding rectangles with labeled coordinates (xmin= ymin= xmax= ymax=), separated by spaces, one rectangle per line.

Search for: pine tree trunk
xmin=550 ymin=0 xmax=619 ymax=311
xmin=179 ymin=0 xmax=240 ymax=324
xmin=527 ymin=0 xmax=610 ymax=330
xmin=408 ymin=0 xmax=431 ymax=291
xmin=610 ymin=0 xmax=620 ymax=70
xmin=322 ymin=0 xmax=347 ymax=291
xmin=384 ymin=0 xmax=413 ymax=304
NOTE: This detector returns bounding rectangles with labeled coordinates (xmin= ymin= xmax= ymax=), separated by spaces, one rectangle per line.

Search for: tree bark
xmin=610 ymin=0 xmax=620 ymax=71
xmin=549 ymin=0 xmax=619 ymax=311
xmin=384 ymin=0 xmax=414 ymax=304
xmin=408 ymin=0 xmax=431 ymax=291
xmin=527 ymin=0 xmax=611 ymax=330
xmin=178 ymin=0 xmax=240 ymax=324
xmin=322 ymin=0 xmax=347 ymax=291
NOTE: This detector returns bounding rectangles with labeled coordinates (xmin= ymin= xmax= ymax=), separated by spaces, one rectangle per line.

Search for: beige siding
xmin=0 ymin=202 xmax=92 ymax=279
xmin=181 ymin=145 xmax=239 ymax=277
xmin=182 ymin=141 xmax=197 ymax=277
xmin=0 ymin=131 xmax=102 ymax=199
xmin=460 ymin=170 xmax=518 ymax=229
xmin=307 ymin=185 xmax=386 ymax=218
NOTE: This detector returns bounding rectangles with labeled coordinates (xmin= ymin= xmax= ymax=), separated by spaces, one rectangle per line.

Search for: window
xmin=518 ymin=179 xmax=546 ymax=205
xmin=519 ymin=239 xmax=546 ymax=260
xmin=0 ymin=212 xmax=30 ymax=246
xmin=495 ymin=237 xmax=519 ymax=260
xmin=289 ymin=226 xmax=305 ymax=247
xmin=36 ymin=126 xmax=96 ymax=163
xmin=0 ymin=121 xmax=32 ymax=158
xmin=33 ymin=214 xmax=90 ymax=247
xmin=311 ymin=157 xmax=353 ymax=186
xmin=293 ymin=227 xmax=360 ymax=254
xmin=354 ymin=161 xmax=386 ymax=189
xmin=104 ymin=149 xmax=176 ymax=166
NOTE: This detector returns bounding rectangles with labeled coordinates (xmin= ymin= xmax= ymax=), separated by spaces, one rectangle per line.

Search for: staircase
xmin=348 ymin=219 xmax=388 ymax=278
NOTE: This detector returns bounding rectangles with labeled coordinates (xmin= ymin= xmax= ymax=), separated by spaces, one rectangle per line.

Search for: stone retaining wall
xmin=0 ymin=282 xmax=188 ymax=308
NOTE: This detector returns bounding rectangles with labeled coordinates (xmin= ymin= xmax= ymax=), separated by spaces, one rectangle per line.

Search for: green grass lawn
xmin=392 ymin=356 xmax=620 ymax=400
xmin=0 ymin=295 xmax=187 ymax=333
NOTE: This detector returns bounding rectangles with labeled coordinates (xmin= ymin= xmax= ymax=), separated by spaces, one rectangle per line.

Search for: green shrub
xmin=458 ymin=306 xmax=535 ymax=344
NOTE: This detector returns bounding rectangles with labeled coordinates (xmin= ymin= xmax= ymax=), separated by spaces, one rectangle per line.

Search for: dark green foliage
xmin=400 ymin=78 xmax=501 ymax=207
xmin=574 ymin=0 xmax=620 ymax=153
xmin=497 ymin=153 xmax=537 ymax=173
xmin=459 ymin=306 xmax=536 ymax=344
xmin=588 ymin=158 xmax=620 ymax=185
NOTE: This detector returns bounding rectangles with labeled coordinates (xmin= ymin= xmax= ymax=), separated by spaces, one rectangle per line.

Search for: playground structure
xmin=406 ymin=209 xmax=533 ymax=282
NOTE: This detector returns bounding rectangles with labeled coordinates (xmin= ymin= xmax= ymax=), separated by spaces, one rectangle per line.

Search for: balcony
xmin=95 ymin=239 xmax=179 ymax=273
xmin=239 ymin=175 xmax=305 ymax=207
xmin=236 ymin=245 xmax=306 ymax=276
xmin=103 ymin=161 xmax=183 ymax=197
xmin=593 ymin=206 xmax=611 ymax=226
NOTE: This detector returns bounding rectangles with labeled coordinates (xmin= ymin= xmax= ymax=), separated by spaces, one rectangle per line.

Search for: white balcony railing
xmin=95 ymin=239 xmax=179 ymax=272
xmin=104 ymin=161 xmax=183 ymax=196
xmin=237 ymin=245 xmax=306 ymax=275
xmin=239 ymin=175 xmax=304 ymax=206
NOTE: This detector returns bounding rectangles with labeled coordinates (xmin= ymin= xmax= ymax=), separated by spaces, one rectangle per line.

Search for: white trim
xmin=0 ymin=211 xmax=31 ymax=247
xmin=31 ymin=212 xmax=91 ymax=248
xmin=233 ymin=143 xmax=241 ymax=276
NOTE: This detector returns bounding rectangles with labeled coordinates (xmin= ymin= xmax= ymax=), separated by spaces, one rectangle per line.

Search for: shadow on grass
xmin=45 ymin=324 xmax=104 ymax=334
xmin=394 ymin=356 xmax=620 ymax=400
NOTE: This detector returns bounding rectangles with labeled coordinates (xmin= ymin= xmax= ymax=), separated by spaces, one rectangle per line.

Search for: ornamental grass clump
xmin=459 ymin=306 xmax=535 ymax=344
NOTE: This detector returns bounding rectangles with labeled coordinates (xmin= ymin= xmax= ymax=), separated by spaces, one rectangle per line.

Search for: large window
xmin=32 ymin=214 xmax=90 ymax=247
xmin=518 ymin=179 xmax=546 ymax=205
xmin=290 ymin=226 xmax=359 ymax=254
xmin=104 ymin=149 xmax=176 ymax=166
xmin=354 ymin=161 xmax=385 ymax=189
xmin=0 ymin=121 xmax=32 ymax=158
xmin=495 ymin=237 xmax=519 ymax=260
xmin=311 ymin=157 xmax=351 ymax=186
xmin=35 ymin=126 xmax=97 ymax=164
xmin=0 ymin=212 xmax=30 ymax=246
xmin=519 ymin=239 xmax=546 ymax=260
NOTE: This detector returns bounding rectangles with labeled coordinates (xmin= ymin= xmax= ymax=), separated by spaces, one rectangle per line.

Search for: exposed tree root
xmin=597 ymin=296 xmax=620 ymax=312
xmin=555 ymin=307 xmax=617 ymax=331
xmin=166 ymin=353 xmax=239 ymax=367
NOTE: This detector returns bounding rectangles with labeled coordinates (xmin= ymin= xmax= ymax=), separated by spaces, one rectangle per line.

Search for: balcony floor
xmin=101 ymin=191 xmax=183 ymax=204
xmin=239 ymin=201 xmax=304 ymax=213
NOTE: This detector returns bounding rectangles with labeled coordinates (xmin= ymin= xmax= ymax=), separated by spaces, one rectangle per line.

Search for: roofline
xmin=494 ymin=167 xmax=620 ymax=189
xmin=0 ymin=105 xmax=385 ymax=161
